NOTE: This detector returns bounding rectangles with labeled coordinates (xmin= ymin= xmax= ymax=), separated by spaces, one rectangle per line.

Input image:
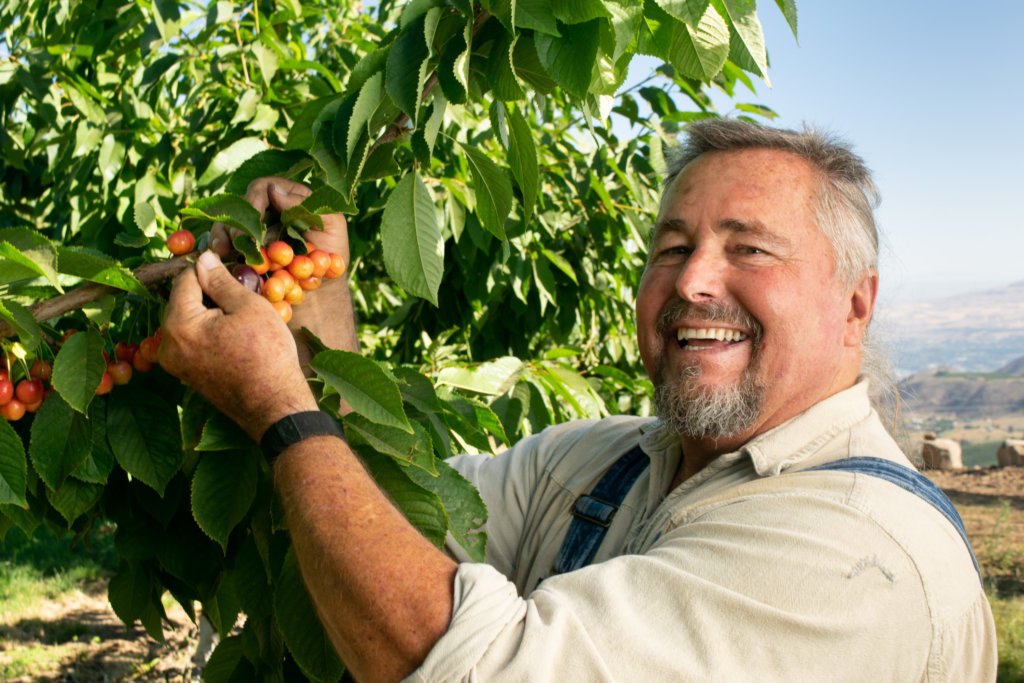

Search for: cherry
xmin=167 ymin=229 xmax=196 ymax=255
xmin=271 ymin=269 xmax=296 ymax=291
xmin=287 ymin=254 xmax=314 ymax=280
xmin=267 ymin=240 xmax=294 ymax=268
xmin=108 ymin=360 xmax=133 ymax=385
xmin=325 ymin=253 xmax=346 ymax=279
xmin=261 ymin=277 xmax=286 ymax=303
xmin=133 ymin=352 xmax=155 ymax=373
xmin=231 ymin=264 xmax=263 ymax=294
xmin=1 ymin=399 xmax=25 ymax=422
xmin=251 ymin=247 xmax=271 ymax=275
xmin=114 ymin=341 xmax=139 ymax=363
xmin=0 ymin=379 xmax=13 ymax=406
xmin=95 ymin=371 xmax=114 ymax=395
xmin=271 ymin=300 xmax=292 ymax=323
xmin=139 ymin=336 xmax=161 ymax=363
xmin=24 ymin=398 xmax=43 ymax=413
xmin=15 ymin=379 xmax=43 ymax=405
xmin=308 ymin=249 xmax=332 ymax=278
xmin=297 ymin=275 xmax=321 ymax=291
xmin=284 ymin=283 xmax=305 ymax=306
xmin=30 ymin=359 xmax=51 ymax=382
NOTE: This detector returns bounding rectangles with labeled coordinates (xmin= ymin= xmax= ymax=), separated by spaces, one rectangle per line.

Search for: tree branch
xmin=0 ymin=256 xmax=193 ymax=339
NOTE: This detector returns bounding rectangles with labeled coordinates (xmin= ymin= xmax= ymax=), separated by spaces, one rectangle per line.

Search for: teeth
xmin=676 ymin=328 xmax=749 ymax=343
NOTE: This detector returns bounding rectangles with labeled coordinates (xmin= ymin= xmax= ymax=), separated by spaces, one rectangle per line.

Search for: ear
xmin=843 ymin=269 xmax=878 ymax=347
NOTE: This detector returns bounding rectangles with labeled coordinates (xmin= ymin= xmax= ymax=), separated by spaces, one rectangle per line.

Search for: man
xmin=160 ymin=119 xmax=997 ymax=681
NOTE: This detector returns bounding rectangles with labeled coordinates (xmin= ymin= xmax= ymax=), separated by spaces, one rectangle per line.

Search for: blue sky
xmin=638 ymin=1 xmax=1024 ymax=305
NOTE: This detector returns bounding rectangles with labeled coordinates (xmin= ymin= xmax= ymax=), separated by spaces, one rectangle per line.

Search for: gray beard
xmin=654 ymin=362 xmax=766 ymax=440
xmin=650 ymin=298 xmax=766 ymax=441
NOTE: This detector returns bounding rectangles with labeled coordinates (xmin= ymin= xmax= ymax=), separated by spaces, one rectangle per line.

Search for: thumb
xmin=195 ymin=250 xmax=251 ymax=313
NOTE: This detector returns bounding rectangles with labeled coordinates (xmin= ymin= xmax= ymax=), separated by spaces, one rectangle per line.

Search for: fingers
xmin=263 ymin=180 xmax=312 ymax=213
xmin=194 ymin=251 xmax=258 ymax=315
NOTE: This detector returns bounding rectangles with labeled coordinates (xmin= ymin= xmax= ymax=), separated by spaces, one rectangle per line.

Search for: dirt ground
xmin=1 ymin=466 xmax=1022 ymax=681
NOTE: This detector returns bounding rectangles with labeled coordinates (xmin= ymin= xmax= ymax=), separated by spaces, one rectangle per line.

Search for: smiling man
xmin=160 ymin=119 xmax=997 ymax=681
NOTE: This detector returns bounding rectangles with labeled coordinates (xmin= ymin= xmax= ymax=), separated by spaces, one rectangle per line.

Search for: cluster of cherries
xmin=0 ymin=329 xmax=164 ymax=422
xmin=166 ymin=229 xmax=347 ymax=324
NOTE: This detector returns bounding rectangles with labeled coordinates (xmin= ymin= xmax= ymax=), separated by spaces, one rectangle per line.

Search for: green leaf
xmin=107 ymin=386 xmax=183 ymax=496
xmin=436 ymin=357 xmax=525 ymax=396
xmin=180 ymin=194 xmax=264 ymax=248
xmin=459 ymin=143 xmax=513 ymax=240
xmin=407 ymin=460 xmax=487 ymax=562
xmin=774 ymin=0 xmax=798 ymax=39
xmin=717 ymin=0 xmax=769 ymax=83
xmin=29 ymin=393 xmax=92 ymax=491
xmin=71 ymin=399 xmax=116 ymax=484
xmin=191 ymin=449 xmax=259 ymax=552
xmin=541 ymin=248 xmax=579 ymax=284
xmin=484 ymin=30 xmax=525 ymax=101
xmin=0 ymin=299 xmax=41 ymax=353
xmin=52 ymin=326 xmax=107 ymax=413
xmin=108 ymin=562 xmax=166 ymax=641
xmin=534 ymin=20 xmax=601 ymax=99
xmin=362 ymin=454 xmax=447 ymax=547
xmin=346 ymin=71 xmax=384 ymax=161
xmin=514 ymin=0 xmax=560 ymax=35
xmin=552 ymin=0 xmax=612 ymax=24
xmin=0 ymin=227 xmax=62 ymax=291
xmin=196 ymin=412 xmax=254 ymax=451
xmin=311 ymin=350 xmax=412 ymax=432
xmin=506 ymin=107 xmax=539 ymax=223
xmin=275 ymin=549 xmax=345 ymax=682
xmin=0 ymin=419 xmax=27 ymax=506
xmin=386 ymin=14 xmax=430 ymax=120
xmin=437 ymin=18 xmax=471 ymax=106
xmin=646 ymin=2 xmax=730 ymax=81
xmin=380 ymin=172 xmax=444 ymax=306
xmin=344 ymin=413 xmax=437 ymax=474
xmin=225 ymin=149 xmax=313 ymax=195
xmin=47 ymin=478 xmax=102 ymax=527
xmin=532 ymin=256 xmax=557 ymax=315
xmin=512 ymin=34 xmax=559 ymax=94
xmin=197 ymin=137 xmax=267 ymax=188
xmin=56 ymin=246 xmax=150 ymax=297
xmin=203 ymin=635 xmax=256 ymax=683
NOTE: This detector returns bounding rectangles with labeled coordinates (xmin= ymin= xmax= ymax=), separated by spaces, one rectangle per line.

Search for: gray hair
xmin=664 ymin=119 xmax=900 ymax=434
xmin=665 ymin=118 xmax=879 ymax=289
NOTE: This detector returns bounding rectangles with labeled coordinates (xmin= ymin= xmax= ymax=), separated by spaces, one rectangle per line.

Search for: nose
xmin=675 ymin=246 xmax=725 ymax=302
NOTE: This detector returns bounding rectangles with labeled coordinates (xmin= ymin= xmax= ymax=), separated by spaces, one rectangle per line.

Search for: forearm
xmin=273 ymin=435 xmax=458 ymax=682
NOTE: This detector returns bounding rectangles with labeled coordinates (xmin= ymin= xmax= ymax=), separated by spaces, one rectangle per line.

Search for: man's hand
xmin=159 ymin=250 xmax=318 ymax=441
xmin=210 ymin=177 xmax=358 ymax=358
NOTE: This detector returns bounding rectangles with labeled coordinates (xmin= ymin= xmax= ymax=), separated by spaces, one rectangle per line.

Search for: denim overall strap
xmin=553 ymin=445 xmax=651 ymax=575
xmin=805 ymin=457 xmax=982 ymax=584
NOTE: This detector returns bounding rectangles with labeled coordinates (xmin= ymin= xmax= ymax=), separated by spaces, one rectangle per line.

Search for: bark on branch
xmin=0 ymin=256 xmax=192 ymax=339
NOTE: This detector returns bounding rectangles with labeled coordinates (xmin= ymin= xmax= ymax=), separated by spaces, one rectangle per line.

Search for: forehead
xmin=654 ymin=148 xmax=821 ymax=236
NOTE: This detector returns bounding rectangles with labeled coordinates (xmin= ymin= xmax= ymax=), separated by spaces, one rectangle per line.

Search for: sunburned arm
xmin=273 ymin=436 xmax=457 ymax=681
xmin=159 ymin=251 xmax=455 ymax=681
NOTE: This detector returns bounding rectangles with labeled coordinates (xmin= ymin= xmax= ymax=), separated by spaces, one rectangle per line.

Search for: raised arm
xmin=159 ymin=249 xmax=456 ymax=682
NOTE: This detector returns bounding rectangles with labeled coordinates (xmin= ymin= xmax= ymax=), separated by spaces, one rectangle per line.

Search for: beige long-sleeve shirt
xmin=409 ymin=381 xmax=997 ymax=681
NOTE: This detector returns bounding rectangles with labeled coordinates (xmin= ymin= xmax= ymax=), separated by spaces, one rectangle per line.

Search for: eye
xmin=735 ymin=244 xmax=767 ymax=256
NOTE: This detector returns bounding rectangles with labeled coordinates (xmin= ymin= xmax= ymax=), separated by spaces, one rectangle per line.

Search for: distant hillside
xmin=875 ymin=280 xmax=1024 ymax=376
xmin=898 ymin=366 xmax=1024 ymax=419
xmin=997 ymin=355 xmax=1024 ymax=376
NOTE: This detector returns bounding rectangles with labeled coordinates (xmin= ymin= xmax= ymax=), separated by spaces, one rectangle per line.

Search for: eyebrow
xmin=652 ymin=217 xmax=793 ymax=251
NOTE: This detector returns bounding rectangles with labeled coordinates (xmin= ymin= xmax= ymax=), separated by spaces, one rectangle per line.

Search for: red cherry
xmin=1 ymin=399 xmax=25 ymax=421
xmin=0 ymin=379 xmax=13 ymax=406
xmin=95 ymin=372 xmax=114 ymax=395
xmin=267 ymin=240 xmax=294 ymax=268
xmin=139 ymin=336 xmax=161 ymax=363
xmin=167 ymin=229 xmax=196 ymax=255
xmin=132 ymin=353 xmax=155 ymax=373
xmin=108 ymin=361 xmax=133 ymax=385
xmin=114 ymin=341 xmax=139 ymax=363
xmin=15 ymin=379 xmax=43 ymax=405
xmin=30 ymin=359 xmax=51 ymax=382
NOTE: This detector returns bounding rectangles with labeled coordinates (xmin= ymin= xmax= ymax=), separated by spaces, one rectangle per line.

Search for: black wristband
xmin=260 ymin=411 xmax=345 ymax=464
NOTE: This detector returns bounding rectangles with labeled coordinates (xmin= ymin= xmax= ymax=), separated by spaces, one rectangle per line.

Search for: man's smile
xmin=675 ymin=327 xmax=750 ymax=350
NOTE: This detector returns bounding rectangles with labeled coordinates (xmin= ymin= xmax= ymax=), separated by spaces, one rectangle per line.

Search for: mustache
xmin=655 ymin=299 xmax=763 ymax=342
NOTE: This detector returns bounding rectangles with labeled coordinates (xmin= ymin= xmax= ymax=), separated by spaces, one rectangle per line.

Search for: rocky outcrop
xmin=997 ymin=439 xmax=1024 ymax=467
xmin=920 ymin=434 xmax=963 ymax=470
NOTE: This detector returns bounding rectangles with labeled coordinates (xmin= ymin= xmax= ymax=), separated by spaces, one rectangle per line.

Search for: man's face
xmin=636 ymin=148 xmax=867 ymax=447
